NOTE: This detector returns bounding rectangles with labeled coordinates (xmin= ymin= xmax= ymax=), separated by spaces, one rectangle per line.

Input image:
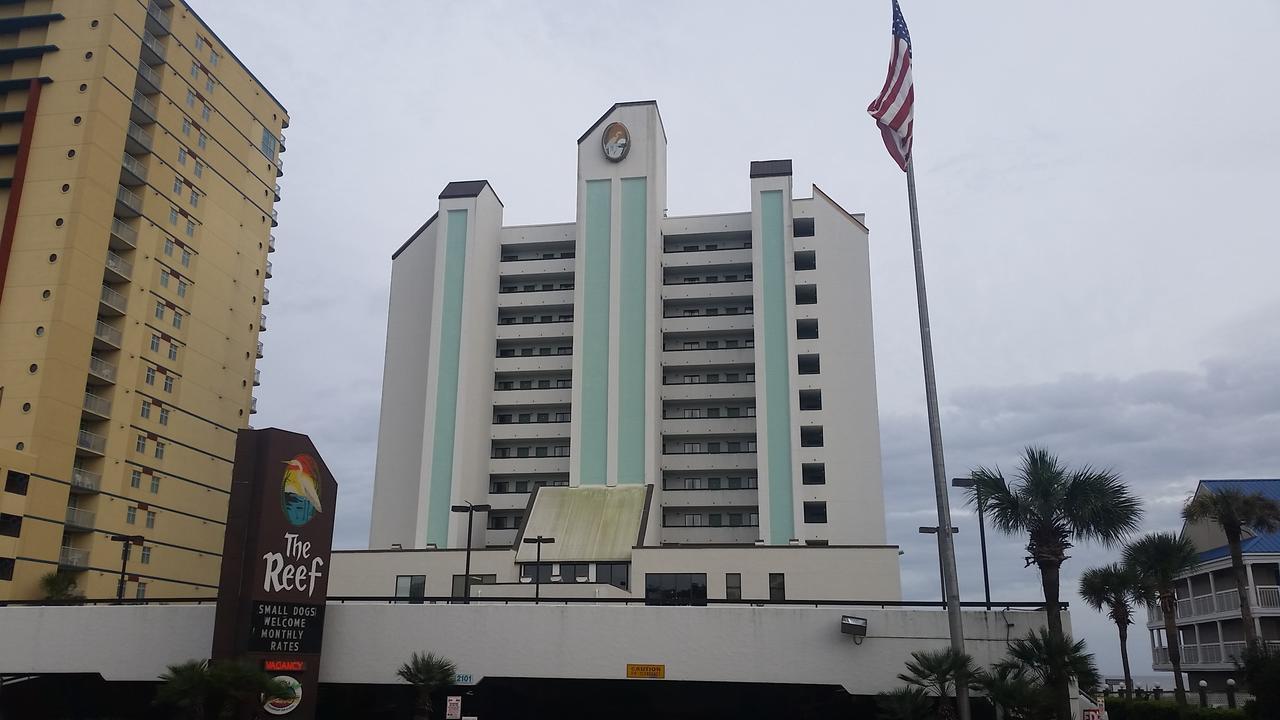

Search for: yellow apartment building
xmin=0 ymin=0 xmax=286 ymax=600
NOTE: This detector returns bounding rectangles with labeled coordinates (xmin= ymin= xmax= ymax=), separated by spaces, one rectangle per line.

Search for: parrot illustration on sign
xmin=281 ymin=454 xmax=322 ymax=527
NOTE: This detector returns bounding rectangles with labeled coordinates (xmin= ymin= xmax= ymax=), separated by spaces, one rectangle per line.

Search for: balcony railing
xmin=110 ymin=218 xmax=137 ymax=250
xmin=69 ymin=467 xmax=102 ymax=493
xmin=126 ymin=121 xmax=153 ymax=154
xmin=256 ymin=340 xmax=264 ymax=358
xmin=94 ymin=320 xmax=122 ymax=348
xmin=145 ymin=1 xmax=170 ymax=34
xmin=136 ymin=61 xmax=162 ymax=92
xmin=276 ymin=156 xmax=284 ymax=176
xmin=105 ymin=251 xmax=133 ymax=281
xmin=268 ymin=235 xmax=276 ymax=252
xmin=58 ymin=546 xmax=89 ymax=569
xmin=1192 ymin=594 xmax=1216 ymax=616
xmin=121 ymin=153 xmax=147 ymax=184
xmin=250 ymin=397 xmax=258 ymax=414
xmin=271 ymin=209 xmax=279 ymax=227
xmin=99 ymin=284 xmax=128 ymax=314
xmin=115 ymin=184 xmax=143 ymax=216
xmin=1217 ymin=589 xmax=1241 ymax=612
xmin=1150 ymin=585 xmax=1280 ymax=625
xmin=76 ymin=429 xmax=106 ymax=455
xmin=88 ymin=355 xmax=117 ymax=383
xmin=131 ymin=89 xmax=157 ymax=122
xmin=64 ymin=506 xmax=96 ymax=531
xmin=141 ymin=31 xmax=166 ymax=64
xmin=265 ymin=260 xmax=273 ymax=278
xmin=274 ymin=183 xmax=281 ymax=201
xmin=83 ymin=392 xmax=112 ymax=419
xmin=262 ymin=287 xmax=270 ymax=305
xmin=259 ymin=313 xmax=267 ymax=331
xmin=253 ymin=368 xmax=261 ymax=387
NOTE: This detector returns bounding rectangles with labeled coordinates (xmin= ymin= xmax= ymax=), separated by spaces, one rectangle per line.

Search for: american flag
xmin=867 ymin=0 xmax=914 ymax=171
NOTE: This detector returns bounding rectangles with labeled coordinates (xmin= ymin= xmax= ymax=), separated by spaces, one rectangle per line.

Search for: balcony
xmin=1152 ymin=642 xmax=1263 ymax=669
xmin=491 ymin=421 xmax=571 ymax=441
xmin=662 ymin=314 xmax=754 ymax=334
xmin=271 ymin=209 xmax=278 ymax=227
xmin=144 ymin=1 xmax=170 ymax=36
xmin=120 ymin=153 xmax=147 ymax=185
xmin=1147 ymin=586 xmax=1277 ymax=625
xmin=259 ymin=313 xmax=267 ymax=331
xmin=87 ymin=355 xmax=117 ymax=385
xmin=82 ymin=392 xmax=112 ymax=420
xmin=661 ymin=488 xmax=759 ymax=508
xmin=104 ymin=251 xmax=133 ymax=283
xmin=492 ymin=387 xmax=572 ymax=407
xmin=497 ymin=288 xmax=574 ymax=309
xmin=75 ymin=429 xmax=107 ymax=457
xmin=256 ymin=340 xmax=264 ymax=358
xmin=662 ymin=280 xmax=754 ymax=301
xmin=662 ymin=247 xmax=752 ymax=269
xmin=659 ymin=525 xmax=759 ymax=545
xmin=135 ymin=61 xmax=162 ymax=94
xmin=115 ymin=185 xmax=143 ymax=218
xmin=58 ymin=546 xmax=89 ymax=570
xmin=485 ymin=529 xmax=518 ymax=548
xmin=93 ymin=320 xmax=122 ymax=349
xmin=660 ymin=381 xmax=756 ymax=402
xmin=659 ymin=452 xmax=758 ymax=473
xmin=140 ymin=31 xmax=166 ymax=65
xmin=109 ymin=218 xmax=137 ymax=251
xmin=69 ymin=468 xmax=101 ymax=494
xmin=498 ymin=257 xmax=575 ymax=278
xmin=265 ymin=260 xmax=273 ymax=278
xmin=489 ymin=456 xmax=570 ymax=475
xmin=276 ymin=156 xmax=284 ymax=177
xmin=130 ymin=89 xmax=157 ymax=124
xmin=99 ymin=284 xmax=128 ymax=315
xmin=253 ymin=368 xmax=261 ymax=387
xmin=661 ymin=416 xmax=756 ymax=436
xmin=262 ymin=287 xmax=270 ymax=305
xmin=274 ymin=183 xmax=281 ymax=202
xmin=661 ymin=348 xmax=754 ymax=368
xmin=495 ymin=321 xmax=574 ymax=342
xmin=251 ymin=397 xmax=258 ymax=415
xmin=64 ymin=506 xmax=95 ymax=532
xmin=125 ymin=121 xmax=152 ymax=155
xmin=494 ymin=354 xmax=572 ymax=374
xmin=268 ymin=235 xmax=276 ymax=253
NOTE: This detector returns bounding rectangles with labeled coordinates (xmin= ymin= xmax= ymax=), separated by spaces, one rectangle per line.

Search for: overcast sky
xmin=196 ymin=1 xmax=1280 ymax=679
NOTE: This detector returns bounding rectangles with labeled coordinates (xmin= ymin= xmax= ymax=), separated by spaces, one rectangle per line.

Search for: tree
xmin=973 ymin=663 xmax=1045 ymax=720
xmin=396 ymin=651 xmax=457 ymax=720
xmin=995 ymin=628 xmax=1101 ymax=699
xmin=39 ymin=571 xmax=82 ymax=601
xmin=965 ymin=446 xmax=1142 ymax=720
xmin=875 ymin=687 xmax=935 ymax=720
xmin=1079 ymin=563 xmax=1152 ymax=697
xmin=1182 ymin=487 xmax=1280 ymax=648
xmin=155 ymin=658 xmax=294 ymax=720
xmin=896 ymin=647 xmax=978 ymax=720
xmin=1123 ymin=532 xmax=1198 ymax=706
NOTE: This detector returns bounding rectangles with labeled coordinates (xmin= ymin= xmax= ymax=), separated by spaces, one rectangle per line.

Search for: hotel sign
xmin=213 ymin=429 xmax=338 ymax=720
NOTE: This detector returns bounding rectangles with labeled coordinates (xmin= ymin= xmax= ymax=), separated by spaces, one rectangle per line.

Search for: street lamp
xmin=109 ymin=534 xmax=145 ymax=602
xmin=919 ymin=526 xmax=959 ymax=607
xmin=521 ymin=535 xmax=555 ymax=604
xmin=951 ymin=476 xmax=992 ymax=610
xmin=449 ymin=503 xmax=491 ymax=603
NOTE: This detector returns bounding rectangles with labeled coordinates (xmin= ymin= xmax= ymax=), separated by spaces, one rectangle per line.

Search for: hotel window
xmin=185 ymin=220 xmax=194 ymax=237
xmin=135 ymin=435 xmax=147 ymax=453
xmin=644 ymin=573 xmax=708 ymax=607
xmin=0 ymin=514 xmax=21 ymax=537
xmin=195 ymin=36 xmax=205 ymax=51
xmin=181 ymin=249 xmax=192 ymax=267
xmin=145 ymin=510 xmax=156 ymax=528
xmin=164 ymin=238 xmax=175 ymax=257
xmin=169 ymin=207 xmax=179 ymax=225
xmin=145 ymin=367 xmax=156 ymax=385
xmin=802 ymin=463 xmax=826 ymax=485
xmin=0 ymin=558 xmax=12 ymax=581
xmin=126 ymin=506 xmax=137 ymax=524
xmin=205 ymin=77 xmax=215 ymax=93
xmin=189 ymin=189 xmax=200 ymax=207
xmin=150 ymin=334 xmax=161 ymax=352
xmin=159 ymin=272 xmax=170 ymax=289
xmin=556 ymin=378 xmax=571 ymax=388
xmin=553 ymin=445 xmax=569 ymax=457
xmin=769 ymin=573 xmax=786 ymax=601
xmin=209 ymin=50 xmax=219 ymax=66
xmin=168 ymin=343 xmax=178 ymax=361
xmin=683 ymin=374 xmax=699 ymax=384
xmin=201 ymin=105 xmax=211 ymax=122
xmin=800 ymin=426 xmax=824 ymax=447
xmin=173 ymin=176 xmax=183 ymax=194
xmin=803 ymin=501 xmax=828 ymax=524
xmin=172 ymin=311 xmax=183 ymax=329
xmin=684 ymin=514 xmax=704 ymax=527
xmin=5 ymin=472 xmax=30 ymax=496
xmin=797 ymin=319 xmax=819 ymax=339
xmin=159 ymin=408 xmax=170 ymax=426
xmin=150 ymin=475 xmax=160 ymax=493
xmin=799 ymin=389 xmax=823 ymax=411
xmin=155 ymin=301 xmax=165 ymax=320
xmin=451 ymin=574 xmax=497 ymax=598
xmin=194 ymin=161 xmax=204 ymax=178
xmin=163 ymin=375 xmax=174 ymax=393
xmin=557 ymin=564 xmax=589 ymax=583
xmin=140 ymin=400 xmax=152 ymax=419
xmin=182 ymin=118 xmax=191 ymax=136
xmin=177 ymin=280 xmax=188 ymax=298
xmin=189 ymin=61 xmax=199 ymax=79
xmin=130 ymin=470 xmax=142 ymax=488
xmin=597 ymin=563 xmax=629 ymax=590
xmin=154 ymin=442 xmax=165 ymax=460
xmin=520 ymin=563 xmax=553 ymax=583
xmin=197 ymin=132 xmax=207 ymax=149
xmin=796 ymin=285 xmax=818 ymax=305
xmin=794 ymin=250 xmax=817 ymax=271
xmin=682 ymin=442 xmax=701 ymax=454
xmin=140 ymin=546 xmax=151 ymax=564
xmin=726 ymin=573 xmax=742 ymax=601
xmin=136 ymin=582 xmax=147 ymax=600
xmin=394 ymin=575 xmax=426 ymax=603
xmin=260 ymin=127 xmax=278 ymax=159
xmin=798 ymin=354 xmax=821 ymax=375
xmin=185 ymin=89 xmax=195 ymax=108
xmin=177 ymin=147 xmax=187 ymax=165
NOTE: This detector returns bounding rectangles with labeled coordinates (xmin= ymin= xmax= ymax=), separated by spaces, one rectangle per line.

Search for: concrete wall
xmin=0 ymin=602 xmax=1058 ymax=696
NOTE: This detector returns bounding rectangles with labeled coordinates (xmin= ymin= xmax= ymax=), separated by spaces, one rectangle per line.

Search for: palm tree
xmin=1079 ymin=563 xmax=1152 ymax=697
xmin=973 ymin=664 xmax=1044 ymax=720
xmin=876 ymin=687 xmax=935 ymax=720
xmin=1123 ymin=532 xmax=1198 ymax=706
xmin=397 ymin=651 xmax=457 ymax=720
xmin=1182 ymin=487 xmax=1280 ymax=648
xmin=155 ymin=658 xmax=293 ymax=720
xmin=897 ymin=647 xmax=978 ymax=720
xmin=995 ymin=628 xmax=1101 ymax=698
xmin=965 ymin=446 xmax=1142 ymax=720
xmin=156 ymin=659 xmax=213 ymax=720
xmin=39 ymin=571 xmax=82 ymax=601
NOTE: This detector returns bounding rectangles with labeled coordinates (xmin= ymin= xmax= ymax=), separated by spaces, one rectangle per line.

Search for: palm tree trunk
xmin=1117 ymin=622 xmax=1133 ymax=698
xmin=1226 ymin=528 xmax=1259 ymax=647
xmin=1038 ymin=559 xmax=1074 ymax=720
xmin=1161 ymin=589 xmax=1188 ymax=705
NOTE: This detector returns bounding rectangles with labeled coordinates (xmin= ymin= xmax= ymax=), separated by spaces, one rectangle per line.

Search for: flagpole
xmin=905 ymin=157 xmax=971 ymax=720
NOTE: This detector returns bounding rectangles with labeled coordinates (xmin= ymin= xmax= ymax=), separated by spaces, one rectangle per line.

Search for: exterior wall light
xmin=841 ymin=615 xmax=868 ymax=644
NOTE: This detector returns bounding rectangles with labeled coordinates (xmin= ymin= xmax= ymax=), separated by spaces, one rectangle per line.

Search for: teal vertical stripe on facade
xmin=426 ymin=209 xmax=468 ymax=546
xmin=579 ymin=180 xmax=612 ymax=484
xmin=617 ymin=177 xmax=647 ymax=484
xmin=761 ymin=191 xmax=795 ymax=543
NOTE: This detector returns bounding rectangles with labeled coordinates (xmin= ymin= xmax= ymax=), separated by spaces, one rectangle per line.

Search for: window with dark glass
xmin=644 ymin=573 xmax=708 ymax=606
xmin=803 ymin=501 xmax=828 ymax=524
xmin=794 ymin=250 xmax=817 ymax=271
xmin=802 ymin=463 xmax=827 ymax=485
xmin=800 ymin=426 xmax=824 ymax=447
xmin=520 ymin=563 xmax=553 ymax=583
xmin=0 ymin=513 xmax=21 ymax=537
xmin=798 ymin=354 xmax=821 ymax=374
xmin=394 ymin=574 xmax=426 ymax=602
xmin=596 ymin=563 xmax=629 ymax=590
xmin=769 ymin=573 xmax=786 ymax=601
xmin=558 ymin=563 xmax=589 ymax=583
xmin=797 ymin=319 xmax=819 ymax=339
xmin=726 ymin=573 xmax=742 ymax=601
xmin=796 ymin=284 xmax=818 ymax=304
xmin=0 ymin=557 xmax=14 ymax=581
xmin=4 ymin=471 xmax=29 ymax=496
xmin=451 ymin=574 xmax=496 ymax=597
xmin=799 ymin=389 xmax=823 ymax=411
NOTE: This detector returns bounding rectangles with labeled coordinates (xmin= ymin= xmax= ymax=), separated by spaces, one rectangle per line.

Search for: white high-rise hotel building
xmin=370 ymin=101 xmax=885 ymax=553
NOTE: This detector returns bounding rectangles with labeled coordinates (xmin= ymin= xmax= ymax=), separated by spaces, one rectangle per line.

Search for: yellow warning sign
xmin=626 ymin=663 xmax=665 ymax=679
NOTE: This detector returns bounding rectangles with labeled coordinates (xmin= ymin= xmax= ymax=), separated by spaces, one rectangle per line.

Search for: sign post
xmin=212 ymin=428 xmax=338 ymax=719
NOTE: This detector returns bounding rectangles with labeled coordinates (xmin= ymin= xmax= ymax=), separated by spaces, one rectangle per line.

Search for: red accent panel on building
xmin=0 ymin=78 xmax=43 ymax=308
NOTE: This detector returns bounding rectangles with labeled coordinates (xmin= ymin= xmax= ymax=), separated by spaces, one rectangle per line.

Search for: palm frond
xmin=1063 ymin=468 xmax=1143 ymax=547
xmin=1122 ymin=532 xmax=1198 ymax=590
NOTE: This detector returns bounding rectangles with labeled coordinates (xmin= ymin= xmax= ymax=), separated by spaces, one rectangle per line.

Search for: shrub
xmin=1104 ymin=697 xmax=1247 ymax=720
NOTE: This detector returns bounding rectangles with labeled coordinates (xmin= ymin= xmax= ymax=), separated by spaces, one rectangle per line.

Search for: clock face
xmin=602 ymin=122 xmax=630 ymax=162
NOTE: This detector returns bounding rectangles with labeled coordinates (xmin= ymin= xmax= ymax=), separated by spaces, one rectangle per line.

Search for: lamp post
xmin=521 ymin=535 xmax=555 ymax=604
xmin=919 ymin=526 xmax=959 ymax=607
xmin=109 ymin=534 xmax=145 ymax=602
xmin=1197 ymin=680 xmax=1208 ymax=708
xmin=449 ymin=503 xmax=491 ymax=603
xmin=951 ymin=477 xmax=991 ymax=610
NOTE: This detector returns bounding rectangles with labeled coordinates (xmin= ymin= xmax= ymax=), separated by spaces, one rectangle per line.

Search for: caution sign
xmin=626 ymin=663 xmax=665 ymax=679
